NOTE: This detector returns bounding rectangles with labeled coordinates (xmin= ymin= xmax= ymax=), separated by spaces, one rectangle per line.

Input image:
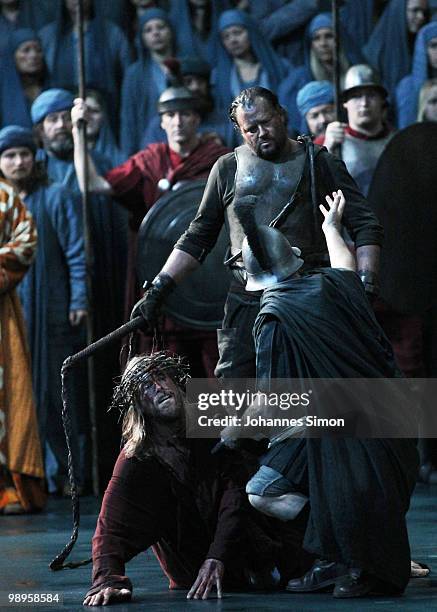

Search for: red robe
xmin=105 ymin=140 xmax=230 ymax=376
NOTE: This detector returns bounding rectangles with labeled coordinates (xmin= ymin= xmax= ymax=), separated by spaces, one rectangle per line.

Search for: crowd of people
xmin=0 ymin=2 xmax=435 ymax=601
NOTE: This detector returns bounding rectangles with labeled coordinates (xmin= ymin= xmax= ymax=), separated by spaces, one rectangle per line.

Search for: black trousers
xmin=215 ymin=288 xmax=261 ymax=379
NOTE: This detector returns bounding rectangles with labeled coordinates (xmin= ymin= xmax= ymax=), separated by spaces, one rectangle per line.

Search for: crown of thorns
xmin=111 ymin=351 xmax=190 ymax=415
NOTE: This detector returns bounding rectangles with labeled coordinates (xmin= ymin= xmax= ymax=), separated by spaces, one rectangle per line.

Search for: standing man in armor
xmin=315 ymin=65 xmax=395 ymax=196
xmin=134 ymin=86 xmax=383 ymax=380
xmin=71 ymin=82 xmax=229 ymax=377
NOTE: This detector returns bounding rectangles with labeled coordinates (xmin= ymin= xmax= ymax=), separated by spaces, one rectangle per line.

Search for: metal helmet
xmin=242 ymin=226 xmax=304 ymax=292
xmin=342 ymin=64 xmax=388 ymax=101
xmin=157 ymin=85 xmax=202 ymax=114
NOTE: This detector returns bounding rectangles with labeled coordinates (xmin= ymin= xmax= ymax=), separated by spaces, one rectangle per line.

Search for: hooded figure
xmin=239 ymin=206 xmax=419 ymax=597
xmin=84 ymin=88 xmax=124 ymax=166
xmin=212 ymin=9 xmax=291 ymax=112
xmin=168 ymin=0 xmax=225 ymax=64
xmin=240 ymin=0 xmax=319 ymax=67
xmin=0 ymin=0 xmax=59 ymax=55
xmin=340 ymin=0 xmax=375 ymax=50
xmin=120 ymin=8 xmax=180 ymax=156
xmin=396 ymin=21 xmax=437 ymax=127
xmin=363 ymin=0 xmax=430 ymax=100
xmin=278 ymin=12 xmax=362 ymax=133
xmin=38 ymin=0 xmax=132 ymax=137
xmin=0 ymin=28 xmax=49 ymax=129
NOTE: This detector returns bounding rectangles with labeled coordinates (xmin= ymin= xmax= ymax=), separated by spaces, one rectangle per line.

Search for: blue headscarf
xmin=168 ymin=0 xmax=225 ymax=63
xmin=121 ymin=8 xmax=176 ymax=155
xmin=305 ymin=12 xmax=363 ymax=69
xmin=137 ymin=8 xmax=174 ymax=60
xmin=31 ymin=88 xmax=74 ymax=124
xmin=0 ymin=0 xmax=58 ymax=56
xmin=308 ymin=12 xmax=331 ymax=37
xmin=0 ymin=29 xmax=48 ymax=129
xmin=296 ymin=80 xmax=334 ymax=119
xmin=278 ymin=12 xmax=361 ymax=133
xmin=363 ymin=0 xmax=429 ymax=98
xmin=410 ymin=21 xmax=437 ymax=81
xmin=10 ymin=27 xmax=41 ymax=52
xmin=396 ymin=21 xmax=437 ymax=128
xmin=214 ymin=9 xmax=290 ymax=108
xmin=0 ymin=125 xmax=36 ymax=155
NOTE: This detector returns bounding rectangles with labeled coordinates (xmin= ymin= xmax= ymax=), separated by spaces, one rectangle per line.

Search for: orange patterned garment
xmin=0 ymin=180 xmax=46 ymax=513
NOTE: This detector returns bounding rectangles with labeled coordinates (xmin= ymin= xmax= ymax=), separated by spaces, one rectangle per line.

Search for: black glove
xmin=358 ymin=270 xmax=380 ymax=302
xmin=131 ymin=272 xmax=175 ymax=326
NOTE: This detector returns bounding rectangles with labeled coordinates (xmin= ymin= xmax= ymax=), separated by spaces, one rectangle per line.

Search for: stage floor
xmin=1 ymin=484 xmax=436 ymax=611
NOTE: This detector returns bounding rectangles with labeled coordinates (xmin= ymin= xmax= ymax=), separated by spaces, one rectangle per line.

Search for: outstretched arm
xmin=320 ymin=190 xmax=356 ymax=271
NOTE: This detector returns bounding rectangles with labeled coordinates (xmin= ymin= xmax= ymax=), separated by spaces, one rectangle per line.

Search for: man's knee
xmin=248 ymin=492 xmax=308 ymax=521
xmin=248 ymin=493 xmax=265 ymax=511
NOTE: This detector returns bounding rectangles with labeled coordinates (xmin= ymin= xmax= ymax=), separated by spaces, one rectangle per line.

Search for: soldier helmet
xmin=157 ymin=85 xmax=202 ymax=114
xmin=342 ymin=64 xmax=388 ymax=101
xmin=242 ymin=226 xmax=304 ymax=291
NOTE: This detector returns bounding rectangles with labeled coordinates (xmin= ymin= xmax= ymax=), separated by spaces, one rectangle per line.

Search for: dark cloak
xmin=253 ymin=268 xmax=419 ymax=592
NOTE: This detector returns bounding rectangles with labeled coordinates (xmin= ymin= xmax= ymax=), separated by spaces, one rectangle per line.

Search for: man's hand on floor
xmin=187 ymin=558 xmax=224 ymax=600
xmin=83 ymin=587 xmax=132 ymax=606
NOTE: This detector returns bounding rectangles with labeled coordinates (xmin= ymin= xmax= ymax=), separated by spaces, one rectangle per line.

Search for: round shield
xmin=136 ymin=180 xmax=231 ymax=329
xmin=367 ymin=123 xmax=437 ymax=315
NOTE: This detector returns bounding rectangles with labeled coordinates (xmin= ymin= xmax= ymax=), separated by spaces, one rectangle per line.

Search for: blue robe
xmin=212 ymin=10 xmax=292 ymax=112
xmin=246 ymin=0 xmax=319 ymax=66
xmin=0 ymin=47 xmax=48 ymax=129
xmin=17 ymin=181 xmax=85 ymax=483
xmin=340 ymin=0 xmax=375 ymax=50
xmin=168 ymin=0 xmax=226 ymax=63
xmin=93 ymin=122 xmax=124 ymax=167
xmin=38 ymin=9 xmax=132 ymax=137
xmin=120 ymin=57 xmax=168 ymax=156
xmin=119 ymin=7 xmax=191 ymax=157
xmin=37 ymin=149 xmax=128 ymax=337
xmin=37 ymin=149 xmax=129 ymax=485
xmin=396 ymin=21 xmax=437 ymax=128
xmin=0 ymin=0 xmax=59 ymax=56
xmin=363 ymin=0 xmax=421 ymax=100
xmin=278 ymin=12 xmax=363 ymax=133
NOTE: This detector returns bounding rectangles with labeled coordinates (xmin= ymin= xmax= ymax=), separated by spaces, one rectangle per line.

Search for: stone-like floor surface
xmin=0 ymin=484 xmax=436 ymax=611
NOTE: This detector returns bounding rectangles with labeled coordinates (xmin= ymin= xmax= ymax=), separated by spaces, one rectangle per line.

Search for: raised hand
xmin=323 ymin=121 xmax=347 ymax=153
xmin=319 ymin=189 xmax=346 ymax=232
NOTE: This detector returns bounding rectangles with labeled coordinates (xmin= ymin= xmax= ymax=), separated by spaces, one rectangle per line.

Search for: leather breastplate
xmin=225 ymin=144 xmax=326 ymax=266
